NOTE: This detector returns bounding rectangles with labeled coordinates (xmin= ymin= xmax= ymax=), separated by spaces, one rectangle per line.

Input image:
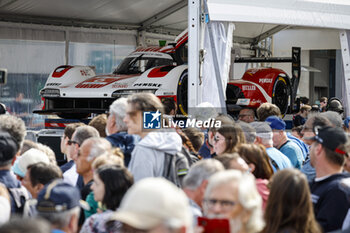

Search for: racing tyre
xmin=272 ymin=76 xmax=292 ymax=116
xmin=176 ymin=70 xmax=188 ymax=116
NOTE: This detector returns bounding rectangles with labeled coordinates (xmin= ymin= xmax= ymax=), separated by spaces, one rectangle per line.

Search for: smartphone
xmin=197 ymin=217 xmax=230 ymax=233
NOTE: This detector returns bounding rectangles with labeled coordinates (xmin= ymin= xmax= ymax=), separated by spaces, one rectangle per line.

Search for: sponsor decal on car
xmin=242 ymin=85 xmax=256 ymax=91
xmin=259 ymin=78 xmax=273 ymax=84
xmin=46 ymin=83 xmax=61 ymax=86
xmin=80 ymin=69 xmax=94 ymax=76
xmin=112 ymin=83 xmax=129 ymax=89
xmin=236 ymin=98 xmax=250 ymax=105
xmin=133 ymin=83 xmax=162 ymax=87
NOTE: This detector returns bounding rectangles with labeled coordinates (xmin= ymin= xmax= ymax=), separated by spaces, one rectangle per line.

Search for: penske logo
xmin=259 ymin=78 xmax=273 ymax=84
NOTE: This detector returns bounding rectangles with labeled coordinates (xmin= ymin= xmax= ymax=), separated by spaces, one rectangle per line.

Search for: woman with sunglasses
xmin=213 ymin=124 xmax=245 ymax=157
xmin=81 ymin=165 xmax=133 ymax=233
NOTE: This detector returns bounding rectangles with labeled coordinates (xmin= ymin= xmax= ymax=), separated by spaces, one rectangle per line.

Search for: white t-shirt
xmin=63 ymin=163 xmax=78 ymax=186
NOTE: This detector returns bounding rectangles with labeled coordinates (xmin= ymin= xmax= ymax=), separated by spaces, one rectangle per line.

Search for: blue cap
xmin=37 ymin=179 xmax=82 ymax=213
xmin=344 ymin=117 xmax=350 ymax=129
xmin=11 ymin=160 xmax=24 ymax=178
xmin=265 ymin=116 xmax=286 ymax=130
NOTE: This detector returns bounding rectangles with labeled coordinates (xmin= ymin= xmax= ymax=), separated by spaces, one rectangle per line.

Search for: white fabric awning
xmin=208 ymin=0 xmax=350 ymax=30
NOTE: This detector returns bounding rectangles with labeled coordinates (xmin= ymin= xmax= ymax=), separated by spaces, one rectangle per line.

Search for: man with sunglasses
xmin=300 ymin=115 xmax=332 ymax=182
xmin=308 ymin=126 xmax=350 ymax=232
xmin=63 ymin=126 xmax=99 ymax=187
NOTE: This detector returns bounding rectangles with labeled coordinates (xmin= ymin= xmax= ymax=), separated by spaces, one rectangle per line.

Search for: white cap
xmin=12 ymin=148 xmax=50 ymax=177
xmin=113 ymin=177 xmax=192 ymax=230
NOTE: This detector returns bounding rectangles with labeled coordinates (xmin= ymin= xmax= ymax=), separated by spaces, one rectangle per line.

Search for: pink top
xmin=256 ymin=178 xmax=270 ymax=210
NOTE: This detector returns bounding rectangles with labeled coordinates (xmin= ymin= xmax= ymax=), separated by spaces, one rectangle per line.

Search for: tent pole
xmin=340 ymin=30 xmax=350 ymax=117
xmin=188 ymin=0 xmax=201 ymax=112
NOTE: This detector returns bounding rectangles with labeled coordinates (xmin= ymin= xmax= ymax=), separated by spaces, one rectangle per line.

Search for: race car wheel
xmin=57 ymin=113 xmax=90 ymax=119
xmin=176 ymin=70 xmax=188 ymax=116
xmin=272 ymin=76 xmax=291 ymax=116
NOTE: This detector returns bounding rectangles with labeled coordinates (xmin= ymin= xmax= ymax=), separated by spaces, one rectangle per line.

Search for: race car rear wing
xmin=234 ymin=47 xmax=301 ymax=111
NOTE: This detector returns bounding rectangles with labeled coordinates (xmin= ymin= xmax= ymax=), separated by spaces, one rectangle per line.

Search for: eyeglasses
xmin=203 ymin=199 xmax=236 ymax=210
xmin=214 ymin=136 xmax=225 ymax=143
xmin=67 ymin=140 xmax=80 ymax=146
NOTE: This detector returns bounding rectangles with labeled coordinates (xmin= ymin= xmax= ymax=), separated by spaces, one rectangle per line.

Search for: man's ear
xmin=199 ymin=180 xmax=208 ymax=194
xmin=316 ymin=143 xmax=323 ymax=156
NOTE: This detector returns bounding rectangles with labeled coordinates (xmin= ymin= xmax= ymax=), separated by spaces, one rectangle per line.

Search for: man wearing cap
xmin=265 ymin=116 xmax=304 ymax=169
xmin=36 ymin=179 xmax=82 ymax=233
xmin=113 ymin=177 xmax=193 ymax=232
xmin=300 ymin=115 xmax=332 ymax=182
xmin=308 ymin=126 xmax=350 ymax=232
xmin=250 ymin=122 xmax=292 ymax=172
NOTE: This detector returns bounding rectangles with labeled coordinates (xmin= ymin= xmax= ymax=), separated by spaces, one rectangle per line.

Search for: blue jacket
xmin=106 ymin=132 xmax=140 ymax=167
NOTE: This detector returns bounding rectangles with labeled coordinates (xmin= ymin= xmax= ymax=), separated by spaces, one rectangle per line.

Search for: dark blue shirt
xmin=0 ymin=170 xmax=25 ymax=213
xmin=60 ymin=160 xmax=74 ymax=173
xmin=106 ymin=132 xmax=139 ymax=167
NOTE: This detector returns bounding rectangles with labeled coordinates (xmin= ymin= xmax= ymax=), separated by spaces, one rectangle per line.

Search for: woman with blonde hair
xmin=262 ymin=169 xmax=322 ymax=233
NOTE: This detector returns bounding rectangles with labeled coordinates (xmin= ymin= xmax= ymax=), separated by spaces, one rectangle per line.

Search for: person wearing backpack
xmin=124 ymin=93 xmax=187 ymax=184
xmin=0 ymin=131 xmax=30 ymax=214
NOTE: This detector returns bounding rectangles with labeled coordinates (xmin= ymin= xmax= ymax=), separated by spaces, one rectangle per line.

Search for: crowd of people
xmin=0 ymin=93 xmax=350 ymax=233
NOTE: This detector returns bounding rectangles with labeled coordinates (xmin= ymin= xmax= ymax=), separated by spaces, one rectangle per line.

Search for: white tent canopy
xmin=207 ymin=0 xmax=350 ymax=30
xmin=188 ymin=0 xmax=350 ymax=115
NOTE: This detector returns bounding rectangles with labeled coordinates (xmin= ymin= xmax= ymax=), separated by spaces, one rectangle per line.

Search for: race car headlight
xmin=40 ymin=88 xmax=60 ymax=97
xmin=112 ymin=89 xmax=156 ymax=98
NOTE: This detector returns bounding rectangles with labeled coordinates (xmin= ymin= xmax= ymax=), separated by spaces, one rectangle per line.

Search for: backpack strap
xmin=8 ymin=186 xmax=30 ymax=213
xmin=270 ymin=159 xmax=280 ymax=171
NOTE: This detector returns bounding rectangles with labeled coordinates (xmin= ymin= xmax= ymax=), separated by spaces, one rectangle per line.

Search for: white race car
xmin=36 ymin=31 xmax=189 ymax=119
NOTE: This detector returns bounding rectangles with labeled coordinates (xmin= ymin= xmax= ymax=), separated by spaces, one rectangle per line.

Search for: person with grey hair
xmin=63 ymin=126 xmax=99 ymax=188
xmin=251 ymin=122 xmax=292 ymax=172
xmin=237 ymin=121 xmax=256 ymax=144
xmin=76 ymin=137 xmax=112 ymax=226
xmin=203 ymin=170 xmax=264 ymax=233
xmin=182 ymin=159 xmax=224 ymax=222
xmin=106 ymin=97 xmax=139 ymax=167
xmin=36 ymin=180 xmax=81 ymax=233
xmin=0 ymin=114 xmax=26 ymax=152
xmin=320 ymin=111 xmax=343 ymax=128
